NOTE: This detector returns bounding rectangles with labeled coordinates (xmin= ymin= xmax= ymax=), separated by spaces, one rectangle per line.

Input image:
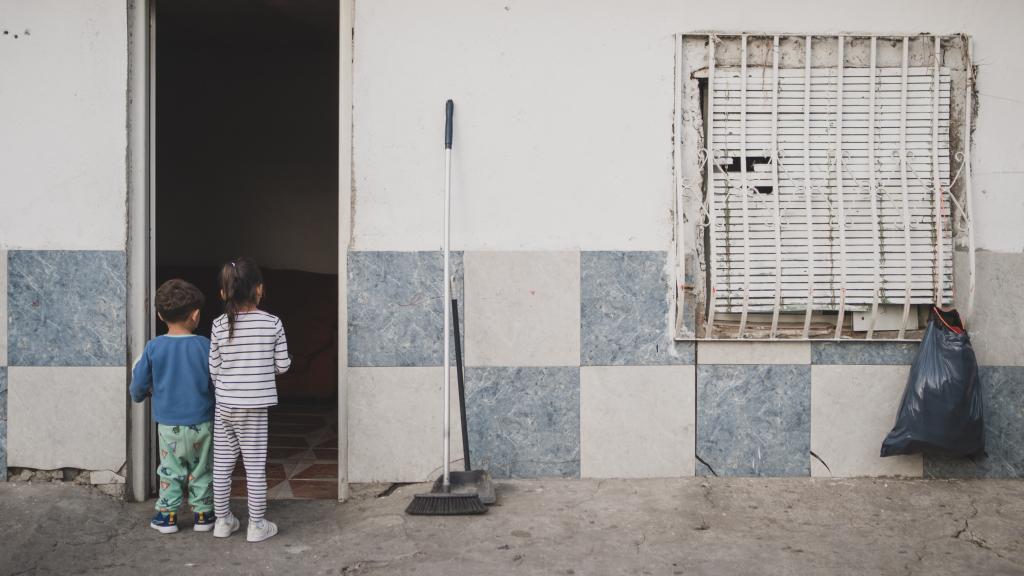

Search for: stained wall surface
xmin=348 ymin=0 xmax=1024 ymax=482
xmin=1 ymin=0 xmax=1022 ymax=483
xmin=0 ymin=0 xmax=129 ymax=479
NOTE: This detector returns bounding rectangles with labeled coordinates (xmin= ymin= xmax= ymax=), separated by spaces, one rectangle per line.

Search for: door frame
xmin=125 ymin=0 xmax=354 ymax=502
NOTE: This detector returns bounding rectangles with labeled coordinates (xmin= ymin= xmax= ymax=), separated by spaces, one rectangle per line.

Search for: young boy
xmin=130 ymin=279 xmax=216 ymax=534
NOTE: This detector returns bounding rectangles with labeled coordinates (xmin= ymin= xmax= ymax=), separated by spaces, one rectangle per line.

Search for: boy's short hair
xmin=156 ymin=279 xmax=205 ymax=323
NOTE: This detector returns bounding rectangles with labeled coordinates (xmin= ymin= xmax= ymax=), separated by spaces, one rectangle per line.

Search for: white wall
xmin=353 ymin=0 xmax=1024 ymax=253
xmin=0 ymin=0 xmax=127 ymax=251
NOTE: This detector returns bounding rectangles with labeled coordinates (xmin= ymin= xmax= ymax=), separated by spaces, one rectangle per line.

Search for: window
xmin=673 ymin=34 xmax=975 ymax=340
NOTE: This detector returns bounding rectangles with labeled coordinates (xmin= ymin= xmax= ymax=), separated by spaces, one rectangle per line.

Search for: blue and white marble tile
xmin=465 ymin=367 xmax=580 ymax=478
xmin=8 ymin=251 xmax=126 ymax=367
xmin=697 ymin=364 xmax=811 ymax=476
xmin=0 ymin=366 xmax=5 ymax=481
xmin=0 ymin=418 xmax=5 ymax=481
xmin=925 ymin=366 xmax=1024 ymax=478
xmin=811 ymin=342 xmax=919 ymax=365
xmin=0 ymin=367 xmax=6 ymax=422
xmin=581 ymin=251 xmax=694 ymax=366
xmin=347 ymin=251 xmax=464 ymax=367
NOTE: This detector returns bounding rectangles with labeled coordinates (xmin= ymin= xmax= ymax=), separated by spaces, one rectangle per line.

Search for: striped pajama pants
xmin=213 ymin=405 xmax=269 ymax=521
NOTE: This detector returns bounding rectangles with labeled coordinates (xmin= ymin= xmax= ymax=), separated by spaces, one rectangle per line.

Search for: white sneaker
xmin=213 ymin=513 xmax=240 ymax=538
xmin=247 ymin=519 xmax=279 ymax=542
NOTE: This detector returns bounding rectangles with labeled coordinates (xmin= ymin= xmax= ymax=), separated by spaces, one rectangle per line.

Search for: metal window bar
xmin=770 ymin=35 xmax=783 ymax=338
xmin=898 ymin=37 xmax=913 ymax=339
xmin=738 ymin=34 xmax=752 ymax=337
xmin=867 ymin=37 xmax=881 ymax=339
xmin=692 ymin=34 xmax=963 ymax=340
xmin=931 ymin=35 xmax=944 ymax=306
xmin=834 ymin=36 xmax=848 ymax=340
xmin=673 ymin=34 xmax=685 ymax=337
xmin=705 ymin=34 xmax=719 ymax=336
xmin=802 ymin=35 xmax=814 ymax=338
xmin=963 ymin=37 xmax=976 ymax=326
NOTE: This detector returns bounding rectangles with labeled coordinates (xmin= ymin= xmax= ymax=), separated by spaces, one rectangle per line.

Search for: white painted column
xmin=337 ymin=0 xmax=355 ymax=502
xmin=126 ymin=0 xmax=151 ymax=503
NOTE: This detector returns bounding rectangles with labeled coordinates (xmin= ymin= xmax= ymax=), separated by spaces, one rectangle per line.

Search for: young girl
xmin=209 ymin=257 xmax=291 ymax=542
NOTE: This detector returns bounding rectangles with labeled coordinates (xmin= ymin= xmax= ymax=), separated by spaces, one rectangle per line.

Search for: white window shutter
xmin=707 ymin=62 xmax=953 ymax=315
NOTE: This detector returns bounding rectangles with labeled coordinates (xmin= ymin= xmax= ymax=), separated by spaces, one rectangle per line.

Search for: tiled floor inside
xmin=231 ymin=403 xmax=338 ymax=500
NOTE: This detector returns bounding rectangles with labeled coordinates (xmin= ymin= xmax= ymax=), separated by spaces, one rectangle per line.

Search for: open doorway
xmin=154 ymin=0 xmax=340 ymax=500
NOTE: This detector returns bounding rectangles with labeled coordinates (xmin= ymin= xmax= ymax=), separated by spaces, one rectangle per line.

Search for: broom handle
xmin=452 ymin=298 xmax=470 ymax=471
xmin=442 ymin=99 xmax=454 ymax=488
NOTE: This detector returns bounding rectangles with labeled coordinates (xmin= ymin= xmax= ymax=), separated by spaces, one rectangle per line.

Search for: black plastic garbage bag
xmin=880 ymin=307 xmax=984 ymax=457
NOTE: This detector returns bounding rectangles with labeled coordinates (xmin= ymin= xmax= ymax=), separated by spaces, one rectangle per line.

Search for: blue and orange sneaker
xmin=150 ymin=511 xmax=178 ymax=534
xmin=193 ymin=511 xmax=217 ymax=532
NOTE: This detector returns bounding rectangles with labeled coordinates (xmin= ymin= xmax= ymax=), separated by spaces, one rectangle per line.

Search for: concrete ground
xmin=0 ymin=478 xmax=1021 ymax=576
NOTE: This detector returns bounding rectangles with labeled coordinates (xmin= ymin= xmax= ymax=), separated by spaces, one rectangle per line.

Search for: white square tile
xmin=954 ymin=251 xmax=1024 ymax=366
xmin=581 ymin=366 xmax=694 ymax=478
xmin=465 ymin=251 xmax=580 ymax=367
xmin=811 ymin=365 xmax=922 ymax=477
xmin=348 ymin=367 xmax=464 ymax=483
xmin=7 ymin=367 xmax=126 ymax=470
xmin=697 ymin=341 xmax=810 ymax=365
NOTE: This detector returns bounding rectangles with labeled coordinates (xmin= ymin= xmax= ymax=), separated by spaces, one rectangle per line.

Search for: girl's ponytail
xmin=218 ymin=257 xmax=263 ymax=340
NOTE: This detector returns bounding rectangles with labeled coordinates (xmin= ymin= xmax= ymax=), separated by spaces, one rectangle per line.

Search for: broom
xmin=406 ymin=99 xmax=486 ymax=516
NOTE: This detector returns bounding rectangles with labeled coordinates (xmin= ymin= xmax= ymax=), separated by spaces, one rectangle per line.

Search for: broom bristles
xmin=405 ymin=493 xmax=487 ymax=516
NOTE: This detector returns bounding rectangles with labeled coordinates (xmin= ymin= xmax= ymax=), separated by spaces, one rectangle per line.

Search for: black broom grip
xmin=452 ymin=297 xmax=470 ymax=471
xmin=445 ymin=99 xmax=454 ymax=150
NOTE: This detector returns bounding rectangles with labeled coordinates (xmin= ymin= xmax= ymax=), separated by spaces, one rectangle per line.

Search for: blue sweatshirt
xmin=130 ymin=335 xmax=215 ymax=426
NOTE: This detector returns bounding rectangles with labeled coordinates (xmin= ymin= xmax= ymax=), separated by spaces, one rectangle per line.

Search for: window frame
xmin=672 ymin=33 xmax=976 ymax=341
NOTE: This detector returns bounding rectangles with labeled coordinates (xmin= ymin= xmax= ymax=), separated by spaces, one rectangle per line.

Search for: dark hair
xmin=155 ymin=279 xmax=205 ymax=324
xmin=219 ymin=257 xmax=263 ymax=339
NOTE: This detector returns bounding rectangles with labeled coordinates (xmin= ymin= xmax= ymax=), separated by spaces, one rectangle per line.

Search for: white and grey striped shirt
xmin=209 ymin=310 xmax=291 ymax=408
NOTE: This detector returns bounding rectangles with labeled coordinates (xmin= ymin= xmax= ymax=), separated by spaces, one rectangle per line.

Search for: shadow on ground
xmin=1 ymin=478 xmax=1022 ymax=575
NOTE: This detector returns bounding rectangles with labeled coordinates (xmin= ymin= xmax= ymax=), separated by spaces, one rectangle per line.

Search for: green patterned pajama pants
xmin=156 ymin=422 xmax=214 ymax=513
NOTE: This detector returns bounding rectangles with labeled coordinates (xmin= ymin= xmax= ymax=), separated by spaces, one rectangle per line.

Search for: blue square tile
xmin=0 ymin=367 xmax=5 ymax=481
xmin=581 ymin=251 xmax=694 ymax=366
xmin=0 ymin=367 xmax=6 ymax=422
xmin=465 ymin=367 xmax=580 ymax=478
xmin=811 ymin=342 xmax=919 ymax=365
xmin=0 ymin=418 xmax=5 ymax=482
xmin=347 ymin=251 xmax=464 ymax=367
xmin=925 ymin=366 xmax=1024 ymax=478
xmin=8 ymin=251 xmax=126 ymax=366
xmin=697 ymin=364 xmax=811 ymax=476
